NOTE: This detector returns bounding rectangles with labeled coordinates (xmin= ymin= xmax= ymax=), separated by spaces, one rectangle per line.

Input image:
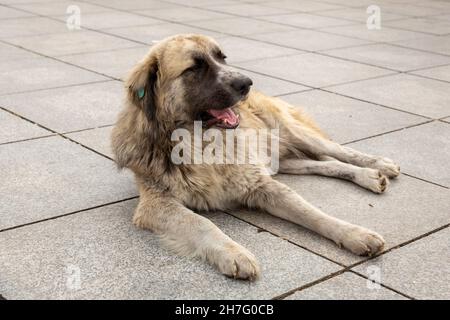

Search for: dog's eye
xmin=184 ymin=58 xmax=205 ymax=74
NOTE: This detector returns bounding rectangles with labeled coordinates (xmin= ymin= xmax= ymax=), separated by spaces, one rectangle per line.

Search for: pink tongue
xmin=207 ymin=108 xmax=238 ymax=125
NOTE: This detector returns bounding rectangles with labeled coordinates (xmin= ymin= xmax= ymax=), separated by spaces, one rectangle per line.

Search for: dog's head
xmin=125 ymin=34 xmax=252 ymax=129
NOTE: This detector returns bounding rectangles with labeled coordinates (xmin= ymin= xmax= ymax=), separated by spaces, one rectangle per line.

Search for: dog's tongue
xmin=207 ymin=108 xmax=239 ymax=126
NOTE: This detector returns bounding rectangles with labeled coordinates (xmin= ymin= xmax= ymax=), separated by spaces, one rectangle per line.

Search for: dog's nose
xmin=231 ymin=76 xmax=253 ymax=95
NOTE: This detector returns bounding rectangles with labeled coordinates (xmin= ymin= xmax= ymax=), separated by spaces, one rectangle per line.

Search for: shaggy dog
xmin=112 ymin=34 xmax=399 ymax=280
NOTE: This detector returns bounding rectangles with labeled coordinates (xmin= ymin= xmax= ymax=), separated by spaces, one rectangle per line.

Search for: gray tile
xmin=386 ymin=17 xmax=450 ymax=36
xmin=7 ymin=30 xmax=139 ymax=57
xmin=281 ymin=90 xmax=426 ymax=144
xmin=0 ymin=136 xmax=136 ymax=230
xmin=76 ymin=0 xmax=179 ymax=11
xmin=0 ymin=42 xmax=39 ymax=61
xmin=236 ymin=53 xmax=393 ymax=88
xmin=229 ymin=67 xmax=310 ymax=96
xmin=314 ymin=8 xmax=408 ymax=23
xmin=394 ymin=34 xmax=450 ymax=56
xmin=208 ymin=3 xmax=293 ymax=17
xmin=66 ymin=126 xmax=114 ymax=158
xmin=0 ymin=57 xmax=107 ymax=95
xmin=0 ymin=16 xmax=68 ymax=39
xmin=248 ymin=29 xmax=371 ymax=52
xmin=104 ymin=23 xmax=223 ymax=44
xmin=58 ymin=46 xmax=150 ymax=79
xmin=0 ymin=6 xmax=34 ymax=19
xmin=219 ymin=37 xmax=300 ymax=64
xmin=286 ymin=272 xmax=406 ymax=300
xmin=411 ymin=64 xmax=450 ymax=82
xmin=322 ymin=44 xmax=450 ymax=72
xmin=0 ymin=81 xmax=123 ymax=132
xmin=348 ymin=121 xmax=450 ymax=187
xmin=378 ymin=3 xmax=445 ymax=17
xmin=54 ymin=11 xmax=163 ymax=30
xmin=320 ymin=25 xmax=429 ymax=43
xmin=354 ymin=228 xmax=450 ymax=299
xmin=0 ymin=110 xmax=51 ymax=144
xmin=186 ymin=17 xmax=297 ymax=36
xmin=259 ymin=13 xmax=354 ymax=29
xmin=231 ymin=173 xmax=450 ymax=265
xmin=137 ymin=7 xmax=234 ymax=22
xmin=163 ymin=0 xmax=238 ymax=6
xmin=262 ymin=0 xmax=343 ymax=12
xmin=11 ymin=1 xmax=109 ymax=15
xmin=0 ymin=200 xmax=340 ymax=299
xmin=328 ymin=74 xmax=450 ymax=118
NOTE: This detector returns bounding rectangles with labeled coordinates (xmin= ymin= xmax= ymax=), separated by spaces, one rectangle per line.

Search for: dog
xmin=111 ymin=34 xmax=400 ymax=280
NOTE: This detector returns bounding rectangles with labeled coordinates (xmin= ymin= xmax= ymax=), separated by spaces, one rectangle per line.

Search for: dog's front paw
xmin=213 ymin=243 xmax=260 ymax=281
xmin=373 ymin=157 xmax=400 ymax=178
xmin=338 ymin=226 xmax=385 ymax=256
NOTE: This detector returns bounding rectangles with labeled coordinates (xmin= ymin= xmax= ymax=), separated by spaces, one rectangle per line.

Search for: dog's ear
xmin=125 ymin=49 xmax=159 ymax=121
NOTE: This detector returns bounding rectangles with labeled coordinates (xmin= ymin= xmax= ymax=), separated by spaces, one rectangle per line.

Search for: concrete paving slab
xmin=104 ymin=23 xmax=224 ymax=44
xmin=320 ymin=25 xmax=429 ymax=43
xmin=0 ymin=200 xmax=341 ymax=299
xmin=0 ymin=136 xmax=136 ymax=230
xmin=328 ymin=73 xmax=450 ymax=118
xmin=286 ymin=272 xmax=406 ymax=300
xmin=58 ymin=46 xmax=150 ymax=80
xmin=54 ymin=11 xmax=164 ymax=30
xmin=0 ymin=16 xmax=68 ymax=39
xmin=261 ymin=0 xmax=343 ymax=12
xmin=0 ymin=110 xmax=52 ymax=144
xmin=208 ymin=3 xmax=293 ymax=17
xmin=137 ymin=6 xmax=234 ymax=22
xmin=259 ymin=13 xmax=355 ymax=29
xmin=354 ymin=227 xmax=450 ymax=299
xmin=0 ymin=6 xmax=34 ymax=19
xmin=186 ymin=17 xmax=297 ymax=36
xmin=248 ymin=29 xmax=371 ymax=52
xmin=231 ymin=173 xmax=450 ymax=265
xmin=348 ymin=121 xmax=450 ymax=187
xmin=281 ymin=90 xmax=426 ymax=144
xmin=236 ymin=53 xmax=393 ymax=88
xmin=313 ymin=7 xmax=408 ymax=23
xmin=7 ymin=30 xmax=140 ymax=57
xmin=66 ymin=126 xmax=114 ymax=158
xmin=411 ymin=64 xmax=450 ymax=82
xmin=386 ymin=17 xmax=450 ymax=36
xmin=11 ymin=1 xmax=110 ymax=15
xmin=218 ymin=36 xmax=301 ymax=64
xmin=394 ymin=34 xmax=450 ymax=56
xmin=0 ymin=57 xmax=108 ymax=96
xmin=0 ymin=42 xmax=40 ymax=61
xmin=0 ymin=81 xmax=123 ymax=132
xmin=323 ymin=43 xmax=450 ymax=72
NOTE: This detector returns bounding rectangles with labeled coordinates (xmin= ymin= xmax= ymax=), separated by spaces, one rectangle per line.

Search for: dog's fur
xmin=112 ymin=34 xmax=400 ymax=280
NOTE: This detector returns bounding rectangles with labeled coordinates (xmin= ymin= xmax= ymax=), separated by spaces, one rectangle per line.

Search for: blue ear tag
xmin=137 ymin=88 xmax=145 ymax=99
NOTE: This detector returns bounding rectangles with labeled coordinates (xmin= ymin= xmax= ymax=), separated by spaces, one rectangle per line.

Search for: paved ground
xmin=0 ymin=0 xmax=449 ymax=300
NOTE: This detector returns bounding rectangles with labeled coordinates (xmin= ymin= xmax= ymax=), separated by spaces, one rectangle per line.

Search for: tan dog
xmin=111 ymin=34 xmax=400 ymax=280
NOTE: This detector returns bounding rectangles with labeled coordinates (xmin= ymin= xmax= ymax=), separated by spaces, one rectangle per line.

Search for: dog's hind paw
xmin=356 ymin=168 xmax=389 ymax=194
xmin=373 ymin=157 xmax=400 ymax=178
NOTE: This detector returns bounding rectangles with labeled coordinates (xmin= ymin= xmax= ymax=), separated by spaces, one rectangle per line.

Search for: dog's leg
xmin=245 ymin=179 xmax=385 ymax=256
xmin=287 ymin=125 xmax=400 ymax=178
xmin=134 ymin=186 xmax=260 ymax=280
xmin=279 ymin=159 xmax=388 ymax=193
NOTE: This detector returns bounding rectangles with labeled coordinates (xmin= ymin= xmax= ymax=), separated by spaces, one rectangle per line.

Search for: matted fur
xmin=112 ymin=34 xmax=400 ymax=280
